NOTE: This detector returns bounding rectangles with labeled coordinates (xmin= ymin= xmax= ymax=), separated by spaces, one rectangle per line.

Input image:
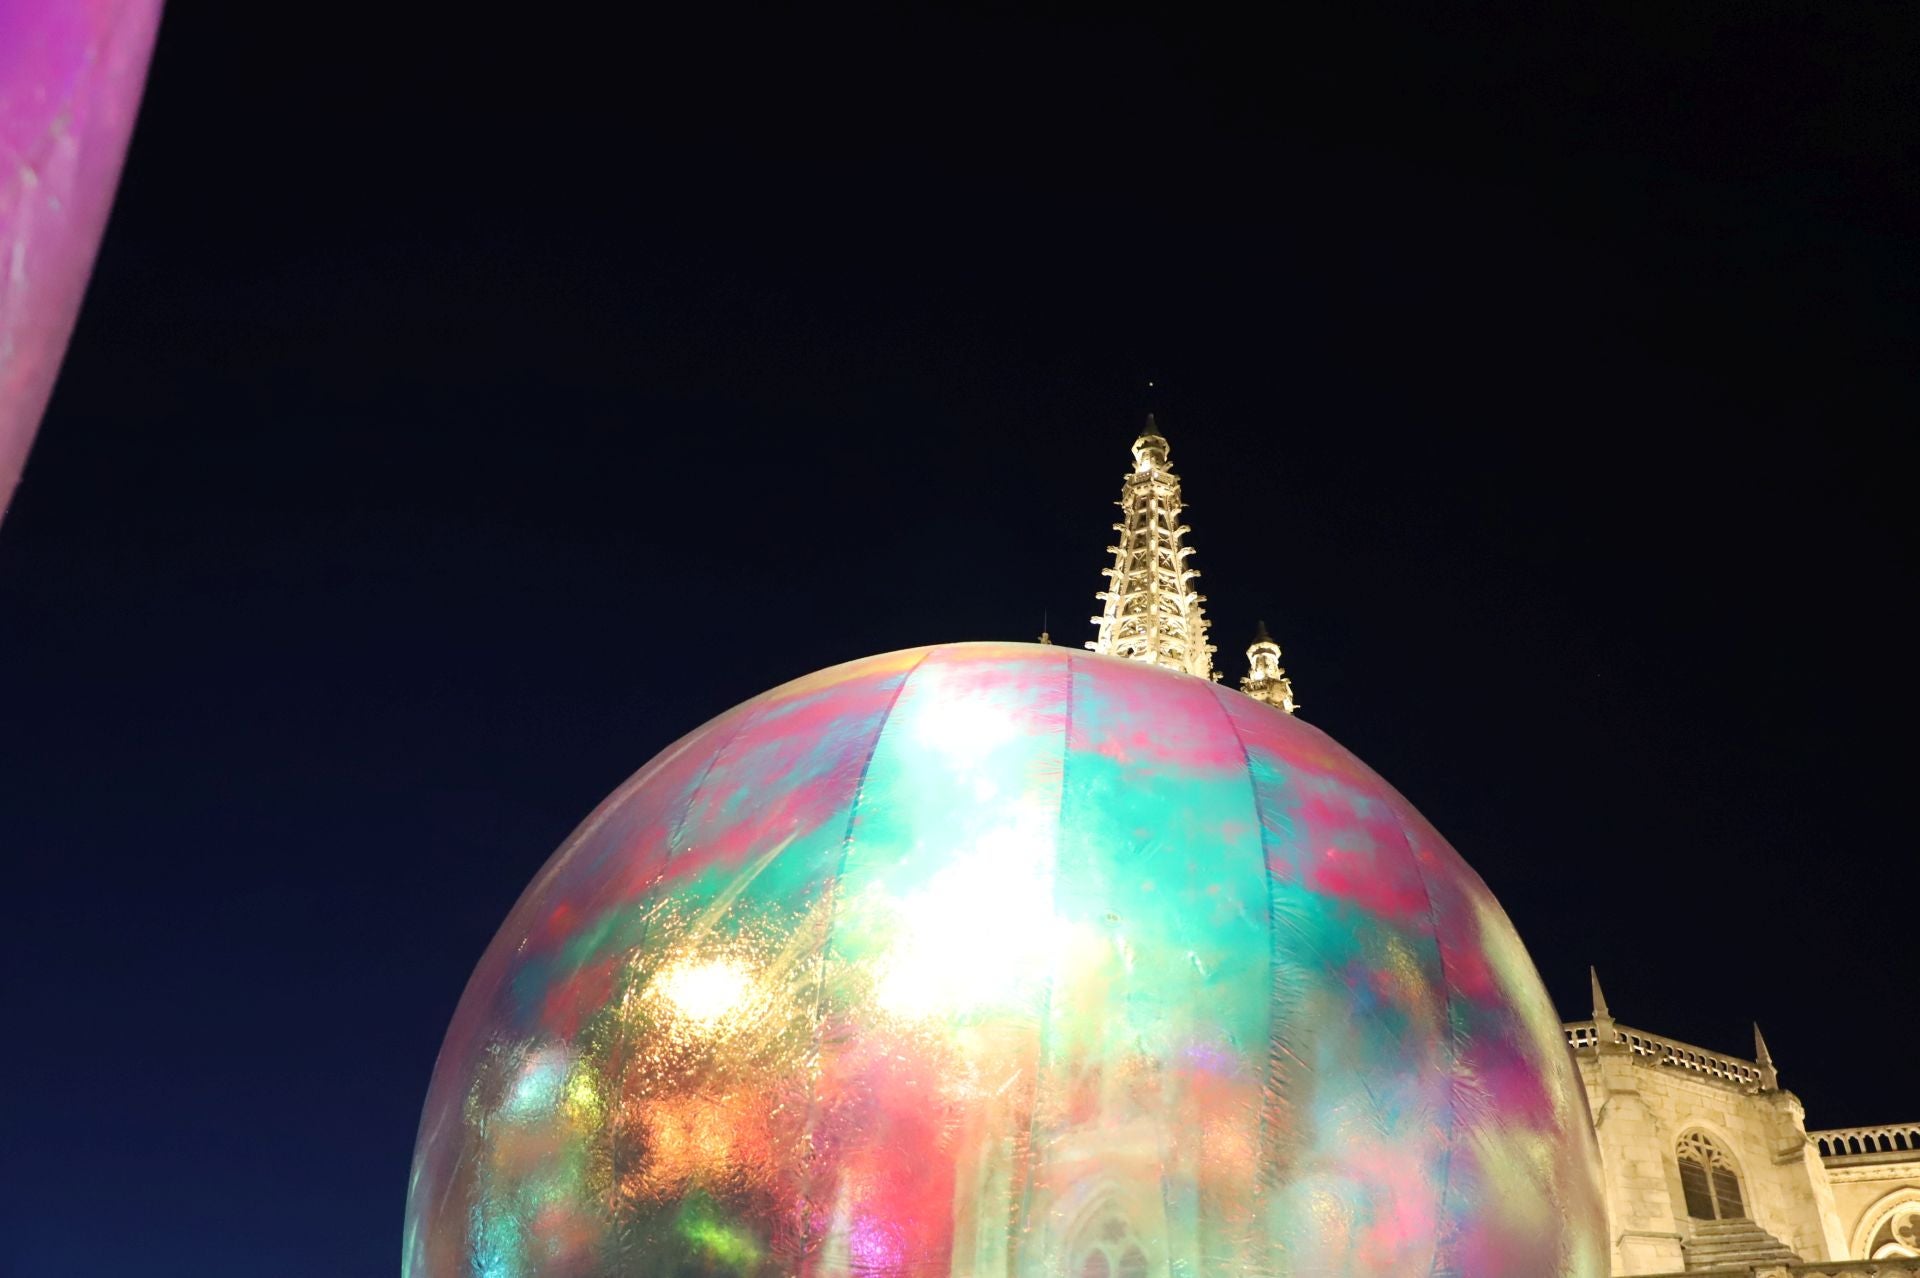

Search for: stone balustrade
xmin=1562 ymin=1019 xmax=1766 ymax=1087
xmin=1565 ymin=1019 xmax=1602 ymax=1050
xmin=1641 ymin=1264 xmax=1920 ymax=1277
xmin=1810 ymin=1123 xmax=1920 ymax=1160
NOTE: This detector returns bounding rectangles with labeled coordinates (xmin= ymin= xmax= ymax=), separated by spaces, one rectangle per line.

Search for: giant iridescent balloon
xmin=406 ymin=644 xmax=1606 ymax=1278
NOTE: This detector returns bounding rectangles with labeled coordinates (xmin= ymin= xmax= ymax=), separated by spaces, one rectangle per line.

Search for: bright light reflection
xmin=913 ymin=695 xmax=1020 ymax=768
xmin=503 ymin=1046 xmax=573 ymax=1121
xmin=875 ymin=825 xmax=1060 ymax=1019
xmin=653 ymin=957 xmax=755 ymax=1027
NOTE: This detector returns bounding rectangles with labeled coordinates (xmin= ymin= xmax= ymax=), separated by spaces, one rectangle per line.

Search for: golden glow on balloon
xmin=651 ymin=957 xmax=757 ymax=1029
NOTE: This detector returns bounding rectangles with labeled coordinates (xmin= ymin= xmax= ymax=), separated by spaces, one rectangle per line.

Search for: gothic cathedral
xmin=1080 ymin=422 xmax=1920 ymax=1276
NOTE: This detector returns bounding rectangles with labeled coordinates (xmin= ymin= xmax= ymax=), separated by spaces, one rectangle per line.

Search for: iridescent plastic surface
xmin=406 ymin=644 xmax=1606 ymax=1278
xmin=0 ymin=0 xmax=162 ymax=517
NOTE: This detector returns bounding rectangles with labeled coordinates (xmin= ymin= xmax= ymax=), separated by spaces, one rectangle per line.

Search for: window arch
xmin=1069 ymin=1201 xmax=1153 ymax=1278
xmin=1676 ymin=1131 xmax=1746 ymax=1221
xmin=1853 ymin=1189 xmax=1920 ymax=1259
xmin=1866 ymin=1208 xmax=1920 ymax=1259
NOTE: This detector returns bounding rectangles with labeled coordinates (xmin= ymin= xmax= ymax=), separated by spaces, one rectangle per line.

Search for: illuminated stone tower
xmin=1088 ymin=417 xmax=1217 ymax=679
xmin=1239 ymin=620 xmax=1298 ymax=714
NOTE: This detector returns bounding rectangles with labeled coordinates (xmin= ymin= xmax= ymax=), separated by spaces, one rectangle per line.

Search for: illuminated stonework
xmin=1239 ymin=620 xmax=1298 ymax=715
xmin=1563 ymin=975 xmax=1920 ymax=1276
xmin=1087 ymin=418 xmax=1218 ymax=680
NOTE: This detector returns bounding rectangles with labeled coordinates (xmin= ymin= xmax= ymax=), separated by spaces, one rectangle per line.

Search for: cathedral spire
xmin=1589 ymin=966 xmax=1624 ymax=1054
xmin=1239 ymin=619 xmax=1299 ymax=714
xmin=1088 ymin=416 xmax=1217 ymax=679
xmin=1753 ymin=1024 xmax=1779 ymax=1091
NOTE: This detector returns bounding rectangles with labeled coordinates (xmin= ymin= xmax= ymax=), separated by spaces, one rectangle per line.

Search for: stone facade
xmin=1565 ymin=978 xmax=1919 ymax=1276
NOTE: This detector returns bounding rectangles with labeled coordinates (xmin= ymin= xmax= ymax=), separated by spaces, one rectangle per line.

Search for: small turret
xmin=1239 ymin=620 xmax=1298 ymax=714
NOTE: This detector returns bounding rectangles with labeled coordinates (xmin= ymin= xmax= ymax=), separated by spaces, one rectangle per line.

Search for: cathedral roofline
xmin=1082 ymin=420 xmax=1300 ymax=708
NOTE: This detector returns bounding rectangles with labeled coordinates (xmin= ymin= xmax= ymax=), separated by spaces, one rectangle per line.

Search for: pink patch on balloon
xmin=0 ymin=0 xmax=163 ymax=519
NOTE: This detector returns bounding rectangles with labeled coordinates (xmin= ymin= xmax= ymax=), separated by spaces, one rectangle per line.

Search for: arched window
xmin=1072 ymin=1206 xmax=1152 ymax=1278
xmin=1866 ymin=1205 xmax=1920 ymax=1258
xmin=1676 ymin=1131 xmax=1746 ymax=1221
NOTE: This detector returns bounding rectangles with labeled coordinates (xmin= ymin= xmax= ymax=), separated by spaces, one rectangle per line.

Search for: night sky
xmin=3 ymin=5 xmax=1914 ymax=1274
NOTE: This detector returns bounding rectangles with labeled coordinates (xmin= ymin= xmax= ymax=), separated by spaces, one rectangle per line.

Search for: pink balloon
xmin=0 ymin=0 xmax=163 ymax=521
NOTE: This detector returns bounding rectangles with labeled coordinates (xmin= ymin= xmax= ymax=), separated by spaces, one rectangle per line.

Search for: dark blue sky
xmin=2 ymin=4 xmax=1912 ymax=1274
